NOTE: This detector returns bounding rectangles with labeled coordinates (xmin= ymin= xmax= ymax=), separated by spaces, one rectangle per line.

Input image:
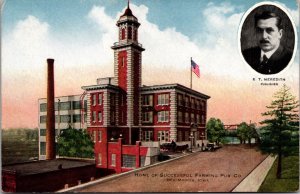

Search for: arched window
xmin=133 ymin=29 xmax=137 ymax=41
xmin=121 ymin=28 xmax=125 ymax=40
xmin=128 ymin=26 xmax=132 ymax=39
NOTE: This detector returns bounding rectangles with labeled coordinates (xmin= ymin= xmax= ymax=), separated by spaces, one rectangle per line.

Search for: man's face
xmin=256 ymin=17 xmax=282 ymax=52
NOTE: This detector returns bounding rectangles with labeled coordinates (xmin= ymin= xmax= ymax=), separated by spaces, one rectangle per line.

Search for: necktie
xmin=261 ymin=54 xmax=268 ymax=64
xmin=258 ymin=54 xmax=268 ymax=71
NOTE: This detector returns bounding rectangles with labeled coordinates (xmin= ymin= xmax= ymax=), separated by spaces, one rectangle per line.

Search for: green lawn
xmin=259 ymin=155 xmax=299 ymax=192
xmin=2 ymin=128 xmax=39 ymax=165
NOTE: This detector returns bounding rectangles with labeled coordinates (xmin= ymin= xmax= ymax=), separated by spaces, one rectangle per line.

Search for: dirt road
xmin=75 ymin=145 xmax=267 ymax=192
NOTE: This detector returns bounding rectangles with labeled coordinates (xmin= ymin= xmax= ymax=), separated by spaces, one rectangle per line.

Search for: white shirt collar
xmin=260 ymin=44 xmax=280 ymax=62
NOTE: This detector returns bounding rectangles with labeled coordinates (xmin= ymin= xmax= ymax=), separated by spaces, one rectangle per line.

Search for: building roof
xmin=81 ymin=84 xmax=120 ymax=91
xmin=141 ymin=83 xmax=210 ymax=99
xmin=2 ymin=159 xmax=94 ymax=176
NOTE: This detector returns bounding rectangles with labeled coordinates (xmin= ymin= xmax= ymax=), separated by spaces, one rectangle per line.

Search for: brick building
xmin=37 ymin=3 xmax=210 ymax=173
xmin=82 ymin=4 xmax=210 ymax=172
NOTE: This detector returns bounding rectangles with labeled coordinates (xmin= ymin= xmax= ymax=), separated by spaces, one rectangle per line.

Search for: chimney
xmin=46 ymin=58 xmax=56 ymax=160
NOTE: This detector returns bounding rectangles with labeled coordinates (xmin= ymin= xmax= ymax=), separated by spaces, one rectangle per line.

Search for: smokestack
xmin=46 ymin=58 xmax=56 ymax=160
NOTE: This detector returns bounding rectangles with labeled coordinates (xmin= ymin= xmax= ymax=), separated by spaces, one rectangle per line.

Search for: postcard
xmin=1 ymin=0 xmax=299 ymax=192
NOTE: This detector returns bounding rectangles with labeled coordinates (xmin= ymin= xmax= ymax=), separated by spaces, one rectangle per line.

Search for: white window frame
xmin=143 ymin=131 xmax=153 ymax=142
xmin=111 ymin=154 xmax=116 ymax=167
xmin=158 ymin=94 xmax=169 ymax=105
xmin=98 ymin=131 xmax=102 ymax=142
xmin=92 ymin=111 xmax=96 ymax=122
xmin=142 ymin=95 xmax=153 ymax=106
xmin=178 ymin=94 xmax=183 ymax=106
xmin=158 ymin=131 xmax=169 ymax=142
xmin=142 ymin=111 xmax=153 ymax=123
xmin=98 ymin=153 xmax=102 ymax=165
xmin=98 ymin=93 xmax=102 ymax=105
xmin=98 ymin=111 xmax=102 ymax=122
xmin=92 ymin=94 xmax=97 ymax=106
xmin=158 ymin=111 xmax=169 ymax=122
xmin=93 ymin=130 xmax=97 ymax=143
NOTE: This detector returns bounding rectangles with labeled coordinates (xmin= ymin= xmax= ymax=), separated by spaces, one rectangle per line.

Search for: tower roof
xmin=120 ymin=1 xmax=136 ymax=19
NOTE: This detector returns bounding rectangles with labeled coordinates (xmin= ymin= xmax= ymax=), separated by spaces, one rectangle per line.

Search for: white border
xmin=238 ymin=1 xmax=298 ymax=76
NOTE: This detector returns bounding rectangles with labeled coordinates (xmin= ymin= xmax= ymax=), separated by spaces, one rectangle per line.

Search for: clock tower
xmin=112 ymin=2 xmax=145 ymax=144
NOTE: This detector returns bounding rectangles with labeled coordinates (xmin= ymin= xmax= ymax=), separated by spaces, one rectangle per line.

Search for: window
xmin=185 ymin=112 xmax=189 ymax=123
xmin=98 ymin=131 xmax=102 ymax=142
xmin=40 ymin=129 xmax=46 ymax=136
xmin=142 ymin=111 xmax=153 ymax=123
xmin=93 ymin=131 xmax=97 ymax=143
xmin=98 ymin=112 xmax=102 ymax=122
xmin=128 ymin=26 xmax=132 ymax=39
xmin=60 ymin=115 xmax=71 ymax=123
xmin=185 ymin=96 xmax=189 ymax=107
xmin=92 ymin=111 xmax=96 ymax=122
xmin=185 ymin=131 xmax=189 ymax=141
xmin=111 ymin=154 xmax=116 ymax=166
xmin=120 ymin=94 xmax=125 ymax=106
xmin=158 ymin=94 xmax=169 ymax=105
xmin=202 ymin=101 xmax=206 ymax=111
xmin=177 ymin=131 xmax=182 ymax=142
xmin=40 ymin=103 xmax=47 ymax=112
xmin=196 ymin=114 xmax=200 ymax=124
xmin=142 ymin=95 xmax=153 ymax=106
xmin=202 ymin=115 xmax=205 ymax=124
xmin=111 ymin=111 xmax=115 ymax=123
xmin=191 ymin=113 xmax=195 ymax=123
xmin=121 ymin=28 xmax=125 ymax=40
xmin=92 ymin=94 xmax=96 ymax=106
xmin=59 ymin=102 xmax=71 ymax=110
xmin=196 ymin=100 xmax=200 ymax=110
xmin=158 ymin=111 xmax=169 ymax=122
xmin=143 ymin=131 xmax=153 ymax=141
xmin=120 ymin=111 xmax=125 ymax=123
xmin=178 ymin=111 xmax=183 ymax=123
xmin=98 ymin=94 xmax=102 ymax=105
xmin=191 ymin=98 xmax=195 ymax=108
xmin=72 ymin=101 xmax=81 ymax=109
xmin=158 ymin=131 xmax=169 ymax=142
xmin=40 ymin=116 xmax=46 ymax=123
xmin=98 ymin=154 xmax=102 ymax=165
xmin=73 ymin=114 xmax=81 ymax=123
xmin=178 ymin=94 xmax=183 ymax=106
xmin=133 ymin=29 xmax=137 ymax=41
xmin=110 ymin=93 xmax=116 ymax=106
xmin=40 ymin=142 xmax=46 ymax=155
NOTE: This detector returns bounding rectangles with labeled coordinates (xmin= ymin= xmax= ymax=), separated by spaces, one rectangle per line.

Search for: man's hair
xmin=254 ymin=11 xmax=282 ymax=29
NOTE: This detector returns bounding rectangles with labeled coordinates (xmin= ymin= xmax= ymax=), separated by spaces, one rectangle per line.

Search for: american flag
xmin=191 ymin=59 xmax=200 ymax=77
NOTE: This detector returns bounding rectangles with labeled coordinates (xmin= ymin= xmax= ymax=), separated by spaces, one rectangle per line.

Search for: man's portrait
xmin=240 ymin=4 xmax=295 ymax=75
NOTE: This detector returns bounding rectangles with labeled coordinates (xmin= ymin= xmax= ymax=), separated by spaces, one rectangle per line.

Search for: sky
xmin=1 ymin=0 xmax=299 ymax=129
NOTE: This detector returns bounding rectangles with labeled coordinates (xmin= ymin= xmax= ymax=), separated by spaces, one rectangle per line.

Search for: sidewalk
xmin=232 ymin=155 xmax=276 ymax=192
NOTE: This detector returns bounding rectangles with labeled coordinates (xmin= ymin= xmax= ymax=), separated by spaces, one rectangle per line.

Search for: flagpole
xmin=190 ymin=57 xmax=192 ymax=89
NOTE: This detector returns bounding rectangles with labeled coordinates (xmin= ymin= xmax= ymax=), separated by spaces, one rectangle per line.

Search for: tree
xmin=206 ymin=118 xmax=226 ymax=146
xmin=237 ymin=122 xmax=249 ymax=144
xmin=237 ymin=122 xmax=259 ymax=146
xmin=57 ymin=127 xmax=94 ymax=158
xmin=260 ymin=84 xmax=299 ymax=179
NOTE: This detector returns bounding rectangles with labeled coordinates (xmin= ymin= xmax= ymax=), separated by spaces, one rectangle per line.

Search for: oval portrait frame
xmin=238 ymin=1 xmax=297 ymax=75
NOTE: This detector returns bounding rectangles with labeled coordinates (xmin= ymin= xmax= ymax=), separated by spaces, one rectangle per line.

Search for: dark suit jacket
xmin=242 ymin=45 xmax=292 ymax=74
